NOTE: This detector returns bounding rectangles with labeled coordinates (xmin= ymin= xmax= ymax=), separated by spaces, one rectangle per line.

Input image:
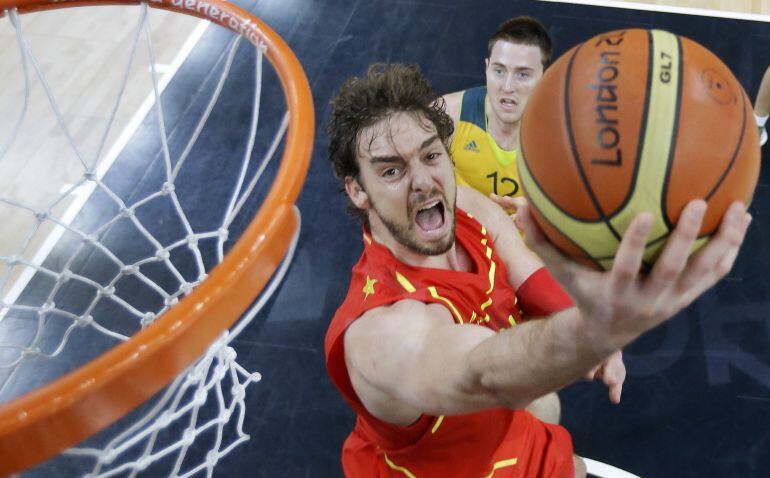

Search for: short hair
xmin=487 ymin=16 xmax=554 ymax=68
xmin=326 ymin=63 xmax=454 ymax=218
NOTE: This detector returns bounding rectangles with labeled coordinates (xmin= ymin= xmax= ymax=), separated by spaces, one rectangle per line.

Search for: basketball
xmin=518 ymin=28 xmax=760 ymax=270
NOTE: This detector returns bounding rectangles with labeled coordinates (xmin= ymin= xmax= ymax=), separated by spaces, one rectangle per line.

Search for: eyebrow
xmin=491 ymin=62 xmax=534 ymax=71
xmin=368 ymin=134 xmax=441 ymax=164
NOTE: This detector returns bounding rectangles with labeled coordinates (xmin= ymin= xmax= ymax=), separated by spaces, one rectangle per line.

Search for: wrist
xmin=564 ymin=308 xmax=624 ymax=361
xmin=546 ymin=308 xmax=611 ymax=367
xmin=515 ymin=267 xmax=573 ymax=318
xmin=573 ymin=302 xmax=644 ymax=357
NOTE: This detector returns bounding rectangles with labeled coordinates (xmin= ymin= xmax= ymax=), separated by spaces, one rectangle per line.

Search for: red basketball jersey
xmin=325 ymin=209 xmax=575 ymax=477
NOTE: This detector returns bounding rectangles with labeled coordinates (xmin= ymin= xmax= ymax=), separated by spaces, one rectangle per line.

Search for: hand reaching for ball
xmin=515 ymin=198 xmax=751 ymax=353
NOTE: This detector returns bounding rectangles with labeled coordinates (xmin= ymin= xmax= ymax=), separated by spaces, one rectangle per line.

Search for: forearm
xmin=465 ymin=307 xmax=611 ymax=409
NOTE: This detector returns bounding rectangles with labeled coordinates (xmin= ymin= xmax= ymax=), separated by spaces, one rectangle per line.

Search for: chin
xmin=414 ymin=237 xmax=454 ymax=256
xmin=412 ymin=223 xmax=456 ymax=256
xmin=501 ymin=111 xmax=522 ymax=124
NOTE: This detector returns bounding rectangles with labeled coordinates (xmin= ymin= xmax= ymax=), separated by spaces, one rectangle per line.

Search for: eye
xmin=516 ymin=71 xmax=531 ymax=79
xmin=494 ymin=67 xmax=505 ymax=76
xmin=426 ymin=152 xmax=440 ymax=161
xmin=381 ymin=167 xmax=400 ymax=178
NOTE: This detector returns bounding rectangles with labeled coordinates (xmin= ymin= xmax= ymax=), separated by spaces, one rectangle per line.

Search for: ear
xmin=345 ymin=176 xmax=371 ymax=210
xmin=484 ymin=58 xmax=490 ymax=70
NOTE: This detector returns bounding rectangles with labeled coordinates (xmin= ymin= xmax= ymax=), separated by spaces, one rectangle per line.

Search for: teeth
xmin=418 ymin=200 xmax=440 ymax=212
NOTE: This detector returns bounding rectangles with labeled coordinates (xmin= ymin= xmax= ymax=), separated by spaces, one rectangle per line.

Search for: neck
xmin=485 ymin=99 xmax=520 ymax=150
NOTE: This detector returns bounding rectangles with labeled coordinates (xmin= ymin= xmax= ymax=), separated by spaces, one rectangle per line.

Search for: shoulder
xmin=457 ymin=186 xmax=545 ymax=287
xmin=457 ymin=185 xmax=508 ymax=236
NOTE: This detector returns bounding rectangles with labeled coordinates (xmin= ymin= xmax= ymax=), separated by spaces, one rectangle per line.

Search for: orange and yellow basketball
xmin=518 ymin=28 xmax=760 ymax=270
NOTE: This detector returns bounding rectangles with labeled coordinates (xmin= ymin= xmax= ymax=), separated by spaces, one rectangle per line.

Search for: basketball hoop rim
xmin=0 ymin=0 xmax=314 ymax=474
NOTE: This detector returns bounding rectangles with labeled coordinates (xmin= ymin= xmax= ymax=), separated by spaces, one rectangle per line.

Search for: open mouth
xmin=500 ymin=98 xmax=517 ymax=108
xmin=414 ymin=199 xmax=446 ymax=233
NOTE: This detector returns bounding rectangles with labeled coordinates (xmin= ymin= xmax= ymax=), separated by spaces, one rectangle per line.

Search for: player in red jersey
xmin=325 ymin=63 xmax=751 ymax=477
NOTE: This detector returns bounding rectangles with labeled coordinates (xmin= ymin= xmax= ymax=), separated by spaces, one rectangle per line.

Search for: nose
xmin=503 ymin=73 xmax=516 ymax=92
xmin=409 ymin=161 xmax=433 ymax=192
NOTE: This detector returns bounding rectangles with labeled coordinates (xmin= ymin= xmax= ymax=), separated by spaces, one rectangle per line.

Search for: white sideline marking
xmin=584 ymin=457 xmax=642 ymax=478
xmin=538 ymin=0 xmax=770 ymax=23
xmin=0 ymin=18 xmax=210 ymax=317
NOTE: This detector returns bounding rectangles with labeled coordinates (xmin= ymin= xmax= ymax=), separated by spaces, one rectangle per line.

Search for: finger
xmin=603 ymin=366 xmax=625 ymax=404
xmin=609 ymin=381 xmax=623 ymax=404
xmin=489 ymin=193 xmax=518 ymax=210
xmin=601 ymin=349 xmax=625 ymax=377
xmin=610 ymin=212 xmax=654 ymax=292
xmin=584 ymin=364 xmax=600 ymax=380
xmin=646 ymin=200 xmax=706 ymax=295
xmin=510 ymin=196 xmax=528 ymax=210
xmin=608 ymin=351 xmax=626 ymax=385
xmin=515 ymin=202 xmax=549 ymax=251
xmin=489 ymin=193 xmax=527 ymax=205
xmin=507 ymin=198 xmax=528 ymax=220
xmin=489 ymin=193 xmax=504 ymax=206
xmin=676 ymin=202 xmax=750 ymax=299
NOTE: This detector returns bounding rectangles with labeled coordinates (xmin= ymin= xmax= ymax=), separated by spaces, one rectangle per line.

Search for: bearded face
xmin=347 ymin=111 xmax=457 ymax=256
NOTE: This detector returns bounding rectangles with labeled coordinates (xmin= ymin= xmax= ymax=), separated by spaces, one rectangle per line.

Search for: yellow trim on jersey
xmin=428 ymin=286 xmax=464 ymax=323
xmin=480 ymin=297 xmax=493 ymax=311
xmin=431 ymin=415 xmax=445 ymax=434
xmin=396 ymin=271 xmax=416 ymax=293
xmin=485 ymin=261 xmax=496 ymax=295
xmin=383 ymin=454 xmax=418 ymax=478
xmin=482 ymin=457 xmax=519 ymax=478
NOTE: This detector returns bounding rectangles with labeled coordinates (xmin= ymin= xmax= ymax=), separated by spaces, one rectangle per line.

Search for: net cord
xmin=64 ymin=212 xmax=300 ymax=477
xmin=0 ymin=9 xmax=29 ymax=162
xmin=0 ymin=4 xmax=278 ymax=358
xmin=0 ymin=0 xmax=314 ymax=474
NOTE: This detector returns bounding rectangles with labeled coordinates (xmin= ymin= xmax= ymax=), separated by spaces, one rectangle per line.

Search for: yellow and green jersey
xmin=450 ymin=86 xmax=522 ymax=198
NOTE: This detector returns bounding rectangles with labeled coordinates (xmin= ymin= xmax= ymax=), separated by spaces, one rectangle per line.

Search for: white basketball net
xmin=0 ymin=3 xmax=297 ymax=476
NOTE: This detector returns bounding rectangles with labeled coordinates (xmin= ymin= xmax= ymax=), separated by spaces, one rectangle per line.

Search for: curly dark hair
xmin=488 ymin=16 xmax=554 ymax=68
xmin=326 ymin=64 xmax=454 ymax=217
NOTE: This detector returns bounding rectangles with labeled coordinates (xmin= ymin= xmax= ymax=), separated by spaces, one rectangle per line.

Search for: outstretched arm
xmin=344 ymin=199 xmax=750 ymax=425
xmin=483 ymin=190 xmax=628 ymax=403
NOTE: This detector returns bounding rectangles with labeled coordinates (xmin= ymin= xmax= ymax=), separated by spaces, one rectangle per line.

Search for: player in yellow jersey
xmin=443 ymin=17 xmax=553 ymax=198
xmin=444 ymin=18 xmax=622 ymax=430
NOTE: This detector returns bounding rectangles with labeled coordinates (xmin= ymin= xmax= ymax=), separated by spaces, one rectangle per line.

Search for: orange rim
xmin=0 ymin=0 xmax=314 ymax=474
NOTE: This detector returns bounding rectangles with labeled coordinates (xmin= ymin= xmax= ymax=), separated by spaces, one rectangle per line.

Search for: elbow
xmin=461 ymin=342 xmax=535 ymax=411
xmin=474 ymin=367 xmax=537 ymax=411
xmin=411 ymin=368 xmax=502 ymax=416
